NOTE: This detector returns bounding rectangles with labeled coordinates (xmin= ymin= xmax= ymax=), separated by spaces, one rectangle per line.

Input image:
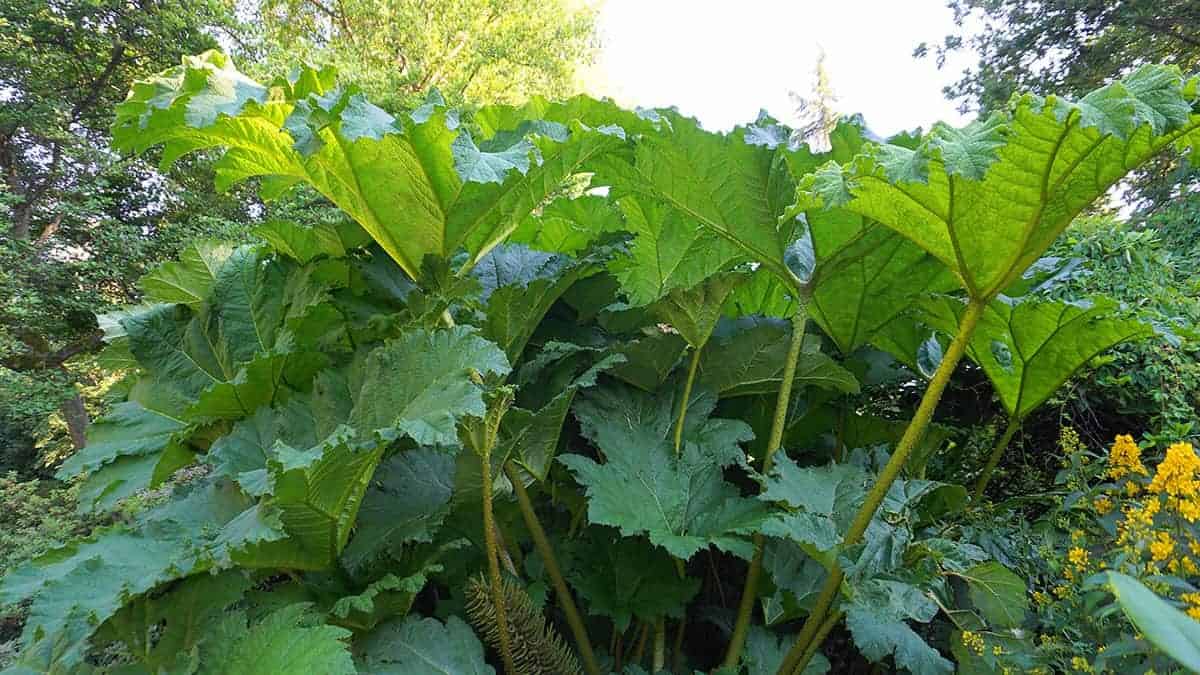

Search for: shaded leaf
xmin=561 ymin=383 xmax=767 ymax=559
xmin=349 ymin=327 xmax=510 ymax=445
xmin=340 ymin=448 xmax=455 ymax=573
xmin=920 ymin=296 xmax=1152 ymax=419
xmin=356 ymin=615 xmax=495 ymax=675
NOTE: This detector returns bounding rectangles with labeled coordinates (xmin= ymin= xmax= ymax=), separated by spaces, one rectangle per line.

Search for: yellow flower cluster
xmin=961 ymin=630 xmax=985 ymax=655
xmin=1150 ymin=532 xmax=1175 ymax=562
xmin=1092 ymin=495 xmax=1114 ymax=515
xmin=1149 ymin=442 xmax=1200 ymax=497
xmin=1182 ymin=592 xmax=1200 ymax=620
xmin=1107 ymin=434 xmax=1148 ymax=480
xmin=1117 ymin=498 xmax=1160 ymax=546
xmin=1068 ymin=546 xmax=1089 ymax=569
xmin=1071 ymin=655 xmax=1093 ymax=672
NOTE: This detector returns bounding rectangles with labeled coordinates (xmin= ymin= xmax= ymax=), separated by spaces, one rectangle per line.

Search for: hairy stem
xmin=792 ymin=609 xmax=843 ymax=674
xmin=672 ymin=617 xmax=686 ymax=671
xmin=653 ymin=618 xmax=666 ymax=672
xmin=505 ymin=463 xmax=601 ymax=675
xmin=673 ymin=345 xmax=704 ymax=456
xmin=972 ymin=416 xmax=1021 ymax=500
xmin=481 ymin=446 xmax=516 ymax=674
xmin=631 ymin=622 xmax=649 ymax=666
xmin=724 ymin=298 xmax=810 ymax=668
xmin=776 ymin=298 xmax=986 ymax=675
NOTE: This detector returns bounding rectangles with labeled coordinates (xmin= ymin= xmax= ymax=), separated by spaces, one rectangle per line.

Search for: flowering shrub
xmin=967 ymin=431 xmax=1200 ymax=673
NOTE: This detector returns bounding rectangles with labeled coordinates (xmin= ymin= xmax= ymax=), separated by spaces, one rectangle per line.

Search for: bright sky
xmin=586 ymin=0 xmax=978 ymax=136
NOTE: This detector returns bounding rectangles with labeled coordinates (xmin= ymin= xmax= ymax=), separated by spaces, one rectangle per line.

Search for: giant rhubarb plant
xmin=3 ymin=50 xmax=1197 ymax=675
xmin=777 ymin=64 xmax=1200 ymax=674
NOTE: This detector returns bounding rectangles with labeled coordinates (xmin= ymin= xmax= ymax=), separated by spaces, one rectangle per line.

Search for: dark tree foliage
xmin=0 ymin=0 xmax=248 ymax=461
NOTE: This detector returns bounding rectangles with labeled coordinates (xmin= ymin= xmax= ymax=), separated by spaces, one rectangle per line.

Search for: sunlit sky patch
xmin=585 ymin=0 xmax=978 ymax=136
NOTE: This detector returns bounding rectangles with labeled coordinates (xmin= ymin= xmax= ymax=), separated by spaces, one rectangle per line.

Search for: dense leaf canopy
xmin=3 ymin=50 xmax=1195 ymax=675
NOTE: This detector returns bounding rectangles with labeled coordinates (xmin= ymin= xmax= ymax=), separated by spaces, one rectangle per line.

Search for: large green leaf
xmin=608 ymin=329 xmax=688 ymax=392
xmin=205 ymin=396 xmax=318 ymax=496
xmin=124 ymin=303 xmax=229 ymax=401
xmin=698 ymin=317 xmax=859 ymax=397
xmin=759 ymin=451 xmax=955 ymax=574
xmin=560 ymin=383 xmax=768 ymax=559
xmin=808 ymin=227 xmax=955 ymax=355
xmin=757 ymin=455 xmax=872 ymax=557
xmin=960 ymin=561 xmax=1028 ymax=630
xmin=123 ymin=249 xmax=300 ymax=416
xmin=1108 ymin=571 xmax=1200 ymax=672
xmin=473 ymin=93 xmax=663 ymax=140
xmin=760 ymin=539 xmax=828 ymax=626
xmin=207 ymin=246 xmax=288 ymax=365
xmin=140 ymin=240 xmax=233 ymax=307
xmin=746 ymin=116 xmax=955 ymax=353
xmin=474 ymin=243 xmax=611 ymax=361
xmin=564 ymin=530 xmax=700 ymax=631
xmin=348 ymin=327 xmax=510 ymax=445
xmin=920 ymin=295 xmax=1152 ymax=419
xmin=56 ymin=401 xmax=187 ymax=481
xmin=652 ymin=271 xmax=745 ymax=348
xmin=844 ymin=579 xmax=953 ymax=674
xmin=0 ymin=481 xmax=282 ymax=669
xmin=96 ymin=571 xmax=252 ymax=673
xmin=340 ymin=448 xmax=455 ymax=573
xmin=198 ymin=603 xmax=355 ymax=675
xmin=246 ymin=428 xmax=387 ymax=570
xmin=356 ymin=615 xmax=495 ymax=675
xmin=186 ymin=333 xmax=329 ymax=421
xmin=509 ymin=194 xmax=624 ymax=256
xmin=114 ymin=51 xmax=627 ymax=279
xmin=500 ymin=388 xmax=576 ymax=483
xmin=607 ymin=195 xmax=744 ymax=306
xmin=254 ymin=219 xmax=369 ymax=263
xmin=593 ymin=112 xmax=800 ymax=288
xmin=797 ymin=65 xmax=1200 ymax=299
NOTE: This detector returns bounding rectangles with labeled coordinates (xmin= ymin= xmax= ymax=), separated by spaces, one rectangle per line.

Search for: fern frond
xmin=465 ymin=574 xmax=583 ymax=675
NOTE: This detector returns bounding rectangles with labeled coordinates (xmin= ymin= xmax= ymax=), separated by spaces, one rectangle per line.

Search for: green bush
xmin=1043 ymin=203 xmax=1200 ymax=443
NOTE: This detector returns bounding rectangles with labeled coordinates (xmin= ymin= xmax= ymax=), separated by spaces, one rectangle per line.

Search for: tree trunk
xmin=9 ymin=201 xmax=32 ymax=240
xmin=60 ymin=393 xmax=90 ymax=449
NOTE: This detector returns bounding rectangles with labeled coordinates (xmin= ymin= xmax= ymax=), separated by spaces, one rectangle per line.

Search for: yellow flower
xmin=1108 ymin=434 xmax=1148 ymax=480
xmin=961 ymin=630 xmax=985 ymax=655
xmin=1053 ymin=584 xmax=1070 ymax=599
xmin=1150 ymin=532 xmax=1175 ymax=562
xmin=1092 ymin=496 xmax=1114 ymax=515
xmin=1126 ymin=480 xmax=1142 ymax=496
xmin=1032 ymin=590 xmax=1050 ymax=606
xmin=992 ymin=645 xmax=1004 ymax=656
xmin=1068 ymin=546 xmax=1089 ymax=568
xmin=1149 ymin=442 xmax=1200 ymax=497
xmin=1071 ymin=655 xmax=1093 ymax=672
xmin=1179 ymin=591 xmax=1200 ymax=620
xmin=1179 ymin=498 xmax=1200 ymax=522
